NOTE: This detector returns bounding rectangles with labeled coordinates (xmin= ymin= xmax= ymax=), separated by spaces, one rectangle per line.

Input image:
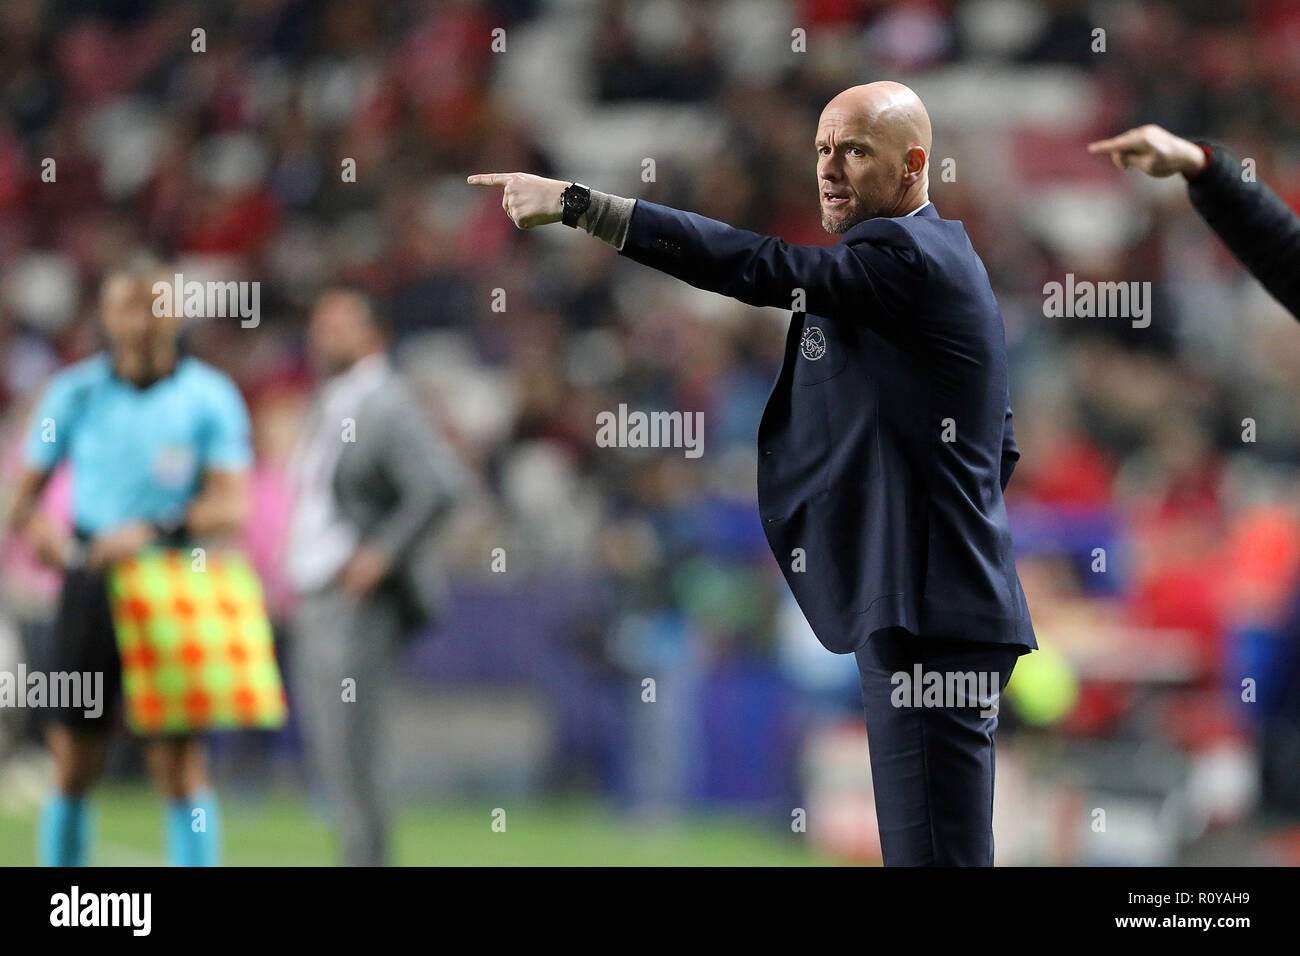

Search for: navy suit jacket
xmin=619 ymin=200 xmax=1037 ymax=654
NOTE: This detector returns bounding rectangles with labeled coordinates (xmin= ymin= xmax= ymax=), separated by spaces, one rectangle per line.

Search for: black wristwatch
xmin=560 ymin=182 xmax=591 ymax=228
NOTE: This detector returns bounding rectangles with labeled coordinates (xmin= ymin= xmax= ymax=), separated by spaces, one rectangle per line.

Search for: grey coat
xmin=330 ymin=370 xmax=466 ymax=634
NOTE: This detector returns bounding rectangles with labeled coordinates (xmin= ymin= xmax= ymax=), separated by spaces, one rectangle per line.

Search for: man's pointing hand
xmin=467 ymin=172 xmax=568 ymax=229
xmin=1087 ymin=124 xmax=1208 ymax=178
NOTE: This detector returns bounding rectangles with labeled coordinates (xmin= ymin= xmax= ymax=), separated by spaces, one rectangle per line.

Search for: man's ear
xmin=903 ymin=146 xmax=927 ymax=181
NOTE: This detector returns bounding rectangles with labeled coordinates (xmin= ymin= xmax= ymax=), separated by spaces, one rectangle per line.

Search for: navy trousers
xmin=854 ymin=628 xmax=1024 ymax=866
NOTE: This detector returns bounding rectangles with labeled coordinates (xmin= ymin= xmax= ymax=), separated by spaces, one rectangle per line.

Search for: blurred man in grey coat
xmin=287 ymin=286 xmax=464 ymax=866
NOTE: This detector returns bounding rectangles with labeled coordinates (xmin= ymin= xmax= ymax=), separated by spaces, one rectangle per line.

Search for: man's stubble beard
xmin=822 ymin=212 xmax=851 ymax=234
xmin=313 ymin=347 xmax=361 ymax=378
xmin=820 ymin=197 xmax=874 ymax=235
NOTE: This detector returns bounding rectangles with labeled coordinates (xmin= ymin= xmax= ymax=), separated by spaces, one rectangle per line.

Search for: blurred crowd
xmin=2 ymin=0 xmax=1300 ymax=826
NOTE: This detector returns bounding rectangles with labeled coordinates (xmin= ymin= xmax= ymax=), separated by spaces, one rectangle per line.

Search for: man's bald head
xmin=825 ymin=82 xmax=933 ymax=154
xmin=816 ymin=81 xmax=932 ymax=232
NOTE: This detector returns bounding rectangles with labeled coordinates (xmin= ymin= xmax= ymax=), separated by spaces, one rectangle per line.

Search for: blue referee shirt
xmin=24 ymin=353 xmax=253 ymax=535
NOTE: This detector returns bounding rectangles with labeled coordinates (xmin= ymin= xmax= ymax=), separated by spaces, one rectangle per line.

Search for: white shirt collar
xmin=904 ymin=201 xmax=931 ymax=217
xmin=324 ymin=352 xmax=389 ymax=398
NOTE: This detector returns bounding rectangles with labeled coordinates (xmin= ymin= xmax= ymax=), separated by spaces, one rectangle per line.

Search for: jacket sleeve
xmin=1187 ymin=144 xmax=1300 ymax=319
xmin=618 ymin=200 xmax=925 ymax=321
xmin=1000 ymin=405 xmax=1020 ymax=492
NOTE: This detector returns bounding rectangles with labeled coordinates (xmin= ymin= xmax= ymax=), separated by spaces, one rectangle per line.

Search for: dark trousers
xmin=854 ymin=628 xmax=1024 ymax=866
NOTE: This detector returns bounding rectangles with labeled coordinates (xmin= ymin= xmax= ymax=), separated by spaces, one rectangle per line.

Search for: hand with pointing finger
xmin=467 ymin=172 xmax=568 ymax=229
xmin=1086 ymin=124 xmax=1208 ymax=178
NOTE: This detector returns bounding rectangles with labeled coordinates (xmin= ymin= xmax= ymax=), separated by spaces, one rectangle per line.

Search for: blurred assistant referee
xmin=3 ymin=259 xmax=253 ymax=866
xmin=470 ymin=81 xmax=1037 ymax=866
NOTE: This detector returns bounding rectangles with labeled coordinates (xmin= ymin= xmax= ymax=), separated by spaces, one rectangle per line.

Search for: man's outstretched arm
xmin=1088 ymin=125 xmax=1300 ymax=319
xmin=466 ymin=172 xmax=923 ymax=319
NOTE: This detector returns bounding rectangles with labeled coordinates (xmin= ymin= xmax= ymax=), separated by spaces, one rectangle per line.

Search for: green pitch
xmin=0 ymin=784 xmax=834 ymax=866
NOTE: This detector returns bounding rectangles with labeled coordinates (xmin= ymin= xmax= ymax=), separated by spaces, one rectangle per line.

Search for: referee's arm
xmin=76 ymin=468 xmax=250 ymax=573
xmin=6 ymin=372 xmax=79 ymax=569
xmin=182 ymin=469 xmax=251 ymax=539
xmin=173 ymin=373 xmax=254 ymax=543
xmin=180 ymin=367 xmax=253 ymax=540
xmin=4 ymin=467 xmax=68 ymax=570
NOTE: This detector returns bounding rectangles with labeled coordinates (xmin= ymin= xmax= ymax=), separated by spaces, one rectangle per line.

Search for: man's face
xmin=101 ymin=273 xmax=179 ymax=357
xmin=815 ymin=106 xmax=901 ymax=233
xmin=308 ymin=292 xmax=371 ymax=375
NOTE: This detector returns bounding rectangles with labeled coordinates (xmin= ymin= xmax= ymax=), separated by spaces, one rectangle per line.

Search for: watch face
xmin=563 ymin=185 xmax=589 ymax=223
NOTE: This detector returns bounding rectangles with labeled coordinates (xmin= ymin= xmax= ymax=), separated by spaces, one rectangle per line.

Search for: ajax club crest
xmin=800 ymin=325 xmax=827 ymax=361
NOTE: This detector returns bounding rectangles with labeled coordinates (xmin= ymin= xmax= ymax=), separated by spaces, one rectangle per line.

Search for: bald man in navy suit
xmin=470 ymin=81 xmax=1037 ymax=866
